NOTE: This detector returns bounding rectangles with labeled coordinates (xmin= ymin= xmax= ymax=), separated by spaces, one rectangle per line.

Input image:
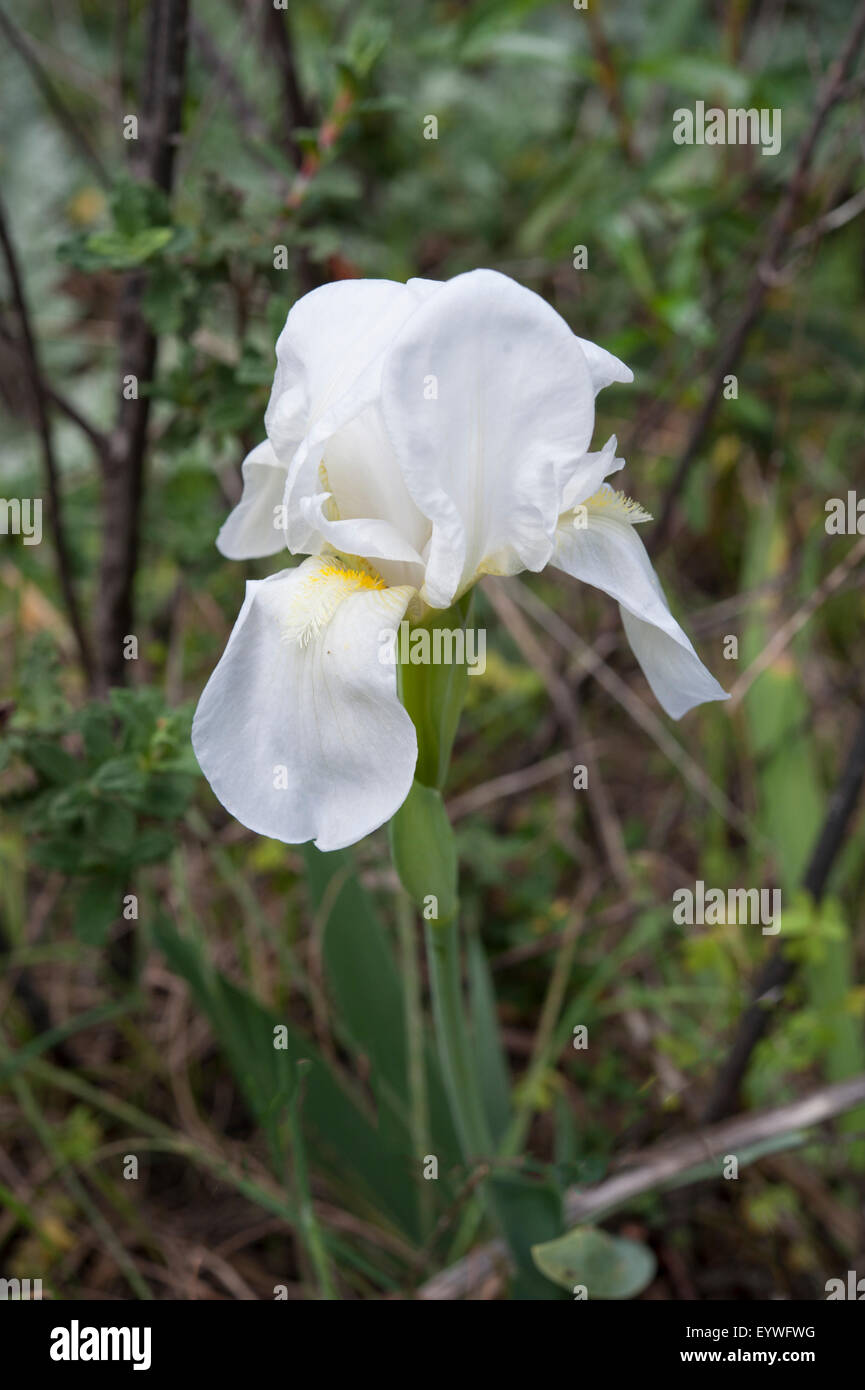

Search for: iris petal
xmin=192 ymin=558 xmax=418 ymax=849
xmin=553 ymin=506 xmax=728 ymax=719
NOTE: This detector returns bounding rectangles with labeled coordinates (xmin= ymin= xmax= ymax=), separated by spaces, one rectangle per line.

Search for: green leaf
xmin=153 ymin=910 xmax=425 ymax=1238
xmin=491 ymin=1172 xmax=564 ymax=1299
xmin=73 ymin=878 xmax=123 ymax=946
xmin=308 ymin=844 xmax=410 ymax=1104
xmin=0 ymin=997 xmax=133 ymax=1082
xmin=79 ymin=705 xmax=114 ymax=764
xmin=25 ymin=740 xmax=80 ymax=786
xmin=141 ymin=263 xmax=188 ymax=334
xmin=304 ymin=844 xmax=459 ymax=1173
xmin=467 ymin=933 xmax=511 ymax=1142
xmin=83 ymin=226 xmax=174 ymax=269
xmin=89 ymin=801 xmax=137 ymax=857
xmin=45 ymin=783 xmax=90 ymax=828
xmin=127 ymin=828 xmax=175 ymax=865
xmin=139 ymin=772 xmax=197 ymax=819
xmin=110 ymin=174 xmax=171 ymax=236
xmin=389 ymin=781 xmax=457 ymax=923
xmin=531 ymin=1226 xmax=656 ymax=1299
xmin=90 ymin=756 xmax=146 ymax=802
xmin=635 ymin=53 xmax=751 ymax=104
xmin=32 ymin=836 xmax=86 ymax=874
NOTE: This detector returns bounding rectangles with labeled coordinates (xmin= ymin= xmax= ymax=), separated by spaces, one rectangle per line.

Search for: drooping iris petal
xmin=217 ymin=439 xmax=287 ymax=560
xmin=380 ymin=268 xmax=599 ymax=608
xmin=618 ymin=604 xmax=728 ymax=721
xmin=192 ymin=557 xmax=418 ymax=850
xmin=553 ymin=493 xmax=728 ymax=719
xmin=267 ymin=278 xmax=441 ymax=554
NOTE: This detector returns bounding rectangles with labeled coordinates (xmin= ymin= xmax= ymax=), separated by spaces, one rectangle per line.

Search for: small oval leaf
xmin=531 ymin=1225 xmax=656 ymax=1299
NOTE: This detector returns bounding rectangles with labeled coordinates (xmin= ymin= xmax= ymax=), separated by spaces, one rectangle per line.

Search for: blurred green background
xmin=1 ymin=0 xmax=864 ymax=1300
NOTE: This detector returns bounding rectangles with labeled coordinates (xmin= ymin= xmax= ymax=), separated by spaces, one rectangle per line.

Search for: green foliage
xmin=1 ymin=646 xmax=196 ymax=944
xmin=155 ymin=896 xmax=437 ymax=1243
xmin=58 ymin=176 xmax=179 ymax=271
xmin=304 ymin=842 xmax=460 ymax=1170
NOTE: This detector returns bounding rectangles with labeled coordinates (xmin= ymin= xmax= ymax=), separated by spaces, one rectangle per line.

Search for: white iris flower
xmin=192 ymin=269 xmax=727 ymax=850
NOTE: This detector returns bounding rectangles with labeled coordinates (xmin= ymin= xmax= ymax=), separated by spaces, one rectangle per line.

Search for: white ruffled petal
xmin=560 ymin=435 xmax=626 ymax=513
xmin=217 ymin=440 xmax=287 ymax=560
xmin=192 ymin=558 xmax=418 ymax=850
xmin=296 ymin=501 xmax=426 ymax=593
xmin=266 ymin=278 xmax=441 ymax=554
xmin=380 ymin=268 xmax=598 ymax=608
xmin=265 ymin=278 xmax=438 ymax=460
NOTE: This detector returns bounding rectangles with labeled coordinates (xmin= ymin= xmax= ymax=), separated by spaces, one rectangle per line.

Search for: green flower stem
xmin=389 ymin=596 xmax=492 ymax=1163
xmin=391 ymin=782 xmax=550 ymax=1288
xmin=389 ymin=782 xmax=487 ymax=1159
xmin=397 ymin=593 xmax=472 ymax=789
xmin=389 ymin=595 xmax=532 ymax=1274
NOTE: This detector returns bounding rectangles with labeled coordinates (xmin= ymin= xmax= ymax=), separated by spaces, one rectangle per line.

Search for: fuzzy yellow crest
xmin=280 ymin=557 xmax=386 ymax=647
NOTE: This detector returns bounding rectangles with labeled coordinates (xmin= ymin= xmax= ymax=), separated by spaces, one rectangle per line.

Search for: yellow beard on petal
xmin=280 ymin=556 xmax=387 ymax=647
xmin=582 ymin=485 xmax=652 ymax=525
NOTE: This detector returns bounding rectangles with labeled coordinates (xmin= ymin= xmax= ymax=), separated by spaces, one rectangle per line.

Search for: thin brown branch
xmin=703 ymin=705 xmax=865 ymax=1123
xmin=0 ymin=317 xmax=107 ymax=453
xmin=790 ymin=181 xmax=865 ymax=249
xmin=0 ymin=194 xmax=94 ymax=684
xmin=417 ymin=1075 xmax=865 ymax=1299
xmin=728 ymin=534 xmax=865 ymax=708
xmin=446 ymin=750 xmax=581 ymax=822
xmin=650 ymin=0 xmax=865 ymax=554
xmin=263 ymin=2 xmax=314 ymax=171
xmin=585 ymin=6 xmax=637 ymax=164
xmin=190 ymin=16 xmax=268 ymax=146
xmin=507 ymin=577 xmax=759 ymax=844
xmin=260 ymin=2 xmax=323 ymax=295
xmin=94 ymin=0 xmax=189 ymax=693
xmin=0 ymin=4 xmax=110 ymax=186
xmin=486 ymin=579 xmax=633 ymax=892
xmin=567 ymin=1074 xmax=865 ymax=1224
